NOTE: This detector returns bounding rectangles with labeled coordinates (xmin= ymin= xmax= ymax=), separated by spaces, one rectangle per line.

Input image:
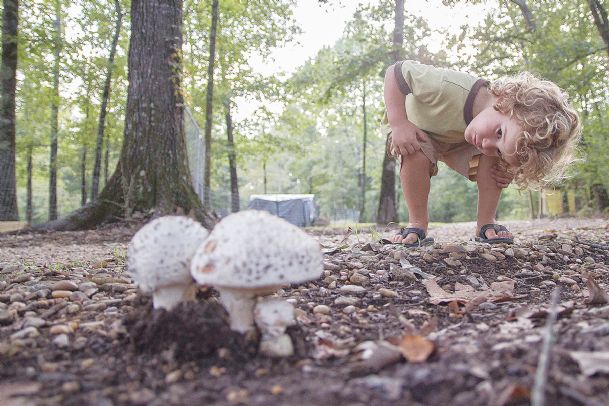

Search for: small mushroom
xmin=127 ymin=216 xmax=209 ymax=310
xmin=190 ymin=210 xmax=323 ymax=333
xmin=255 ymin=298 xmax=295 ymax=357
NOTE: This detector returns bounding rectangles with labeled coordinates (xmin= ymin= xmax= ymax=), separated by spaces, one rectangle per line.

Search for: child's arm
xmin=384 ymin=64 xmax=429 ymax=156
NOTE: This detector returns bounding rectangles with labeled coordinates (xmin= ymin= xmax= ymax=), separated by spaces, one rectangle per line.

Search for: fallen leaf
xmin=495 ymin=383 xmax=530 ymax=406
xmin=419 ymin=317 xmax=438 ymax=336
xmin=423 ymin=278 xmax=514 ymax=305
xmin=568 ymin=351 xmax=609 ymax=376
xmin=448 ymin=300 xmax=463 ymax=316
xmin=584 ymin=274 xmax=609 ymax=305
xmin=455 ymin=282 xmax=474 ymax=292
xmin=398 ymin=335 xmax=435 ymax=363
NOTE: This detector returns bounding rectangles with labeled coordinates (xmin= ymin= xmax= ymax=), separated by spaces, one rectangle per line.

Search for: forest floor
xmin=1 ymin=217 xmax=608 ymax=405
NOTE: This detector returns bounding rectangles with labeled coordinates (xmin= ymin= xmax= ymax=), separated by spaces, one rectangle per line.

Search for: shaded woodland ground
xmin=1 ymin=217 xmax=608 ymax=405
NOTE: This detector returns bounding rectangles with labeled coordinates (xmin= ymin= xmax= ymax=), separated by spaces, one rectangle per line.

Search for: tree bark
xmin=376 ymin=0 xmax=403 ymax=225
xmin=26 ymin=143 xmax=32 ymax=224
xmin=203 ymin=0 xmax=219 ymax=207
xmin=225 ymin=97 xmax=240 ymax=213
xmin=80 ymin=147 xmax=87 ymax=206
xmin=0 ymin=0 xmax=19 ymax=221
xmin=588 ymin=0 xmax=609 ymax=59
xmin=36 ymin=0 xmax=214 ymax=231
xmin=104 ymin=133 xmax=110 ymax=185
xmin=359 ymin=79 xmax=367 ymax=223
xmin=91 ymin=0 xmax=122 ymax=200
xmin=48 ymin=0 xmax=61 ymax=221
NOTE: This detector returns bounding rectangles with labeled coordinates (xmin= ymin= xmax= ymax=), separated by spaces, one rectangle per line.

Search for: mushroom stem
xmin=217 ymin=288 xmax=256 ymax=333
xmin=153 ymin=283 xmax=196 ymax=310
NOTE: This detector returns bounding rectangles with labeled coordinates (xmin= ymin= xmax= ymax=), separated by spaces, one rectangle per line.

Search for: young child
xmin=382 ymin=60 xmax=580 ymax=246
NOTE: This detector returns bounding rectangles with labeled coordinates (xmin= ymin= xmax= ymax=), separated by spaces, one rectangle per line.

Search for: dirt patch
xmin=1 ymin=217 xmax=608 ymax=405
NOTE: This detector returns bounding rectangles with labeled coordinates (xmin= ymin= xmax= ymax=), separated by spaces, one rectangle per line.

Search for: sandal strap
xmin=479 ymin=223 xmax=509 ymax=239
xmin=398 ymin=227 xmax=427 ymax=241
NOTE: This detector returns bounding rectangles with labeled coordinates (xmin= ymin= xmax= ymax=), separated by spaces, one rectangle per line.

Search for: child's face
xmin=464 ymin=106 xmax=522 ymax=168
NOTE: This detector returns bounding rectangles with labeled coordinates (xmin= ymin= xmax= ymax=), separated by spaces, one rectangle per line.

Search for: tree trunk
xmin=588 ymin=0 xmax=609 ymax=59
xmin=91 ymin=0 xmax=122 ymax=200
xmin=80 ymin=147 xmax=87 ymax=206
xmin=591 ymin=183 xmax=609 ymax=213
xmin=359 ymin=79 xmax=367 ymax=223
xmin=225 ymin=97 xmax=239 ymax=213
xmin=104 ymin=133 xmax=110 ymax=185
xmin=36 ymin=0 xmax=214 ymax=231
xmin=263 ymin=159 xmax=268 ymax=194
xmin=203 ymin=0 xmax=219 ymax=207
xmin=26 ymin=143 xmax=32 ymax=224
xmin=510 ymin=0 xmax=536 ymax=32
xmin=0 ymin=0 xmax=19 ymax=221
xmin=376 ymin=0 xmax=403 ymax=225
xmin=48 ymin=0 xmax=61 ymax=221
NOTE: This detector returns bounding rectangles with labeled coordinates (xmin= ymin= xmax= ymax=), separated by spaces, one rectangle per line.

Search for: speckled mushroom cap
xmin=127 ymin=216 xmax=209 ymax=292
xmin=190 ymin=210 xmax=323 ymax=288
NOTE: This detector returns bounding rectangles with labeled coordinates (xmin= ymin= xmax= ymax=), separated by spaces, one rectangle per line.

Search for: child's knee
xmin=400 ymin=150 xmax=434 ymax=175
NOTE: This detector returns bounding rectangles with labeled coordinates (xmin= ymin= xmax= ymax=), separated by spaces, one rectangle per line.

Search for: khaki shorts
xmin=388 ymin=131 xmax=482 ymax=181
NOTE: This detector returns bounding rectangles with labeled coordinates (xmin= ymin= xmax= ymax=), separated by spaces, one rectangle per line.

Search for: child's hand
xmin=491 ymin=161 xmax=514 ymax=188
xmin=390 ymin=121 xmax=429 ymax=156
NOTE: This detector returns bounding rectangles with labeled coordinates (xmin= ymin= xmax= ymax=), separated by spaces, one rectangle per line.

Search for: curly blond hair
xmin=490 ymin=72 xmax=581 ymax=189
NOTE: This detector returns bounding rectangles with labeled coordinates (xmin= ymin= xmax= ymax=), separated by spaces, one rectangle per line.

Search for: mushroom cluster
xmin=127 ymin=216 xmax=208 ymax=310
xmin=127 ymin=210 xmax=323 ymax=357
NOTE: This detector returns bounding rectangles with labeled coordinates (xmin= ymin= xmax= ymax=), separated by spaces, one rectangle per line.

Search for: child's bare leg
xmin=393 ymin=150 xmax=433 ymax=244
xmin=476 ymin=155 xmax=513 ymax=240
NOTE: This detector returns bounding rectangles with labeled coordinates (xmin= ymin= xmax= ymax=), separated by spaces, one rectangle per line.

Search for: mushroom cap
xmin=190 ymin=210 xmax=322 ymax=288
xmin=127 ymin=216 xmax=209 ymax=293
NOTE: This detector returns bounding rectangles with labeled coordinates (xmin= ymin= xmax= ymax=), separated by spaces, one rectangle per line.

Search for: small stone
xmin=540 ymin=280 xmax=556 ymax=288
xmin=53 ymin=334 xmax=70 ymax=348
xmin=343 ymin=305 xmax=357 ymax=314
xmin=478 ymin=302 xmax=497 ymax=311
xmin=349 ymin=273 xmax=369 ymax=286
xmin=165 ymin=370 xmax=182 ymax=384
xmin=504 ymin=248 xmax=514 ymax=257
xmin=9 ymin=293 xmax=24 ymax=303
xmin=313 ymin=305 xmax=331 ymax=315
xmin=66 ymin=304 xmax=81 ymax=314
xmin=378 ymin=288 xmax=398 ymax=298
xmin=339 ymin=285 xmax=367 ymax=295
xmin=323 ymin=261 xmax=340 ymax=271
xmin=558 ymin=277 xmax=577 ymax=285
xmin=444 ymin=258 xmax=462 ymax=267
xmin=51 ymin=281 xmax=78 ymax=291
xmin=466 ymin=275 xmax=481 ymax=288
xmin=480 ymin=253 xmax=497 ymax=261
xmin=0 ymin=309 xmax=14 ymax=325
xmin=328 ymin=281 xmax=336 ymax=289
xmin=24 ymin=317 xmax=46 ymax=328
xmin=334 ymin=296 xmax=359 ymax=306
xmin=422 ymin=253 xmax=436 ymax=262
xmin=51 ymin=290 xmax=73 ymax=299
xmin=10 ymin=274 xmax=32 ymax=284
xmin=10 ymin=327 xmax=39 ymax=340
xmin=49 ymin=324 xmax=73 ymax=335
xmin=62 ymin=381 xmax=80 ymax=393
xmin=390 ymin=266 xmax=417 ymax=282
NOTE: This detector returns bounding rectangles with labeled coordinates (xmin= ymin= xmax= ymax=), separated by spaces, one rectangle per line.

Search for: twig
xmin=532 ymin=287 xmax=561 ymax=406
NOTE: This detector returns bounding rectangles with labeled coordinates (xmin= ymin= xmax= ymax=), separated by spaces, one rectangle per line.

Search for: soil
xmin=1 ymin=217 xmax=608 ymax=405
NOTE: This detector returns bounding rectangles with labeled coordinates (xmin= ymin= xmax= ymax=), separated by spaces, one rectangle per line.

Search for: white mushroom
xmin=255 ymin=298 xmax=296 ymax=357
xmin=190 ymin=210 xmax=323 ymax=333
xmin=127 ymin=216 xmax=209 ymax=310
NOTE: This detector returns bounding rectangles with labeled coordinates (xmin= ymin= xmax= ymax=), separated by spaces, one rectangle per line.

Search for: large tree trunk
xmin=91 ymin=0 xmax=122 ymax=200
xmin=0 ymin=0 xmax=19 ymax=221
xmin=48 ymin=0 xmax=61 ymax=221
xmin=203 ymin=0 xmax=219 ymax=208
xmin=376 ymin=0 xmax=403 ymax=225
xmin=588 ymin=0 xmax=609 ymax=59
xmin=80 ymin=147 xmax=87 ymax=206
xmin=104 ymin=133 xmax=110 ymax=185
xmin=36 ymin=0 xmax=213 ymax=231
xmin=359 ymin=79 xmax=367 ymax=223
xmin=225 ymin=97 xmax=240 ymax=213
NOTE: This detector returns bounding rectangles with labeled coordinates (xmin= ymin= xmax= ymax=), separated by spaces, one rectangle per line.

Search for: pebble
xmin=558 ymin=277 xmax=577 ymax=285
xmin=62 ymin=381 xmax=80 ymax=393
xmin=51 ymin=281 xmax=79 ymax=291
xmin=540 ymin=280 xmax=556 ymax=288
xmin=343 ymin=305 xmax=357 ymax=314
xmin=24 ymin=317 xmax=46 ymax=328
xmin=504 ymin=248 xmax=514 ymax=257
xmin=335 ymin=296 xmax=360 ymax=306
xmin=349 ymin=273 xmax=369 ymax=286
xmin=378 ymin=288 xmax=398 ymax=298
xmin=10 ymin=274 xmax=32 ymax=283
xmin=11 ymin=326 xmax=39 ymax=340
xmin=466 ymin=275 xmax=481 ymax=288
xmin=0 ymin=309 xmax=14 ymax=325
xmin=480 ymin=253 xmax=497 ymax=261
xmin=51 ymin=290 xmax=73 ymax=299
xmin=49 ymin=324 xmax=73 ymax=335
xmin=313 ymin=305 xmax=331 ymax=315
xmin=444 ymin=258 xmax=462 ymax=267
xmin=478 ymin=302 xmax=497 ymax=311
xmin=53 ymin=334 xmax=70 ymax=348
xmin=339 ymin=285 xmax=367 ymax=295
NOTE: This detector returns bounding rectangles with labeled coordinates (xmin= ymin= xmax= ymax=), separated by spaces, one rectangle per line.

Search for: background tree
xmin=0 ymin=0 xmax=19 ymax=221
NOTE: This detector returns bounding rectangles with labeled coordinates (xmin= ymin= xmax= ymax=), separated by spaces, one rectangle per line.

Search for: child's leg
xmin=393 ymin=150 xmax=433 ymax=244
xmin=476 ymin=155 xmax=513 ymax=239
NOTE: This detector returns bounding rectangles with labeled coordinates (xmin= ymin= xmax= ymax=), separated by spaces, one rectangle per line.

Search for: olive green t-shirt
xmin=382 ymin=60 xmax=488 ymax=144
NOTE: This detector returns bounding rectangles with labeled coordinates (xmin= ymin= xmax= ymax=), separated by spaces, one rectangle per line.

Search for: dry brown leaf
xmin=568 ymin=351 xmax=609 ymax=376
xmin=448 ymin=300 xmax=463 ymax=316
xmin=584 ymin=273 xmax=609 ymax=305
xmin=419 ymin=316 xmax=438 ymax=336
xmin=495 ymin=383 xmax=530 ymax=406
xmin=398 ymin=335 xmax=435 ymax=363
xmin=423 ymin=278 xmax=514 ymax=305
xmin=454 ymin=282 xmax=474 ymax=292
